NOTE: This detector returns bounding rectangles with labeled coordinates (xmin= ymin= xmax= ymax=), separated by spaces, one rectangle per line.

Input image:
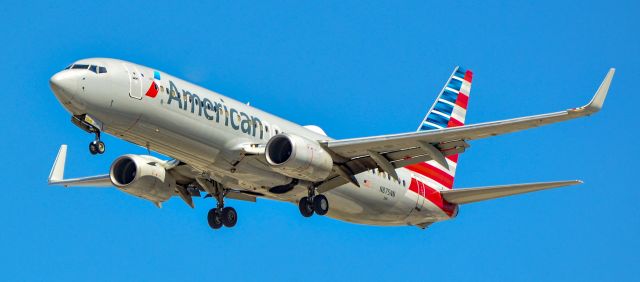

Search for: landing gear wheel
xmin=220 ymin=207 xmax=238 ymax=228
xmin=312 ymin=194 xmax=329 ymax=215
xmin=89 ymin=142 xmax=98 ymax=155
xmin=96 ymin=140 xmax=105 ymax=154
xmin=298 ymin=197 xmax=314 ymax=217
xmin=207 ymin=208 xmax=223 ymax=229
xmin=89 ymin=140 xmax=105 ymax=155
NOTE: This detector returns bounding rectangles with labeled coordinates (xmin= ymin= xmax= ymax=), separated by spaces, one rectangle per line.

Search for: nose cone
xmin=50 ymin=71 xmax=82 ymax=113
xmin=49 ymin=71 xmax=78 ymax=96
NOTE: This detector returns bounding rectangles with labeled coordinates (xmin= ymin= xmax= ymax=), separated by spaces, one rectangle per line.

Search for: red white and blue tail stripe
xmin=418 ymin=66 xmax=472 ymax=131
xmin=405 ymin=66 xmax=472 ymax=216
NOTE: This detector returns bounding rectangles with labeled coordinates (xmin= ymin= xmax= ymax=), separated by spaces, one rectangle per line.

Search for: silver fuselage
xmin=50 ymin=58 xmax=454 ymax=227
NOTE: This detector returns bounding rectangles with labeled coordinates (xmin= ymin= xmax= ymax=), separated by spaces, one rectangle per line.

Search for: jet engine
xmin=265 ymin=133 xmax=333 ymax=182
xmin=110 ymin=154 xmax=177 ymax=203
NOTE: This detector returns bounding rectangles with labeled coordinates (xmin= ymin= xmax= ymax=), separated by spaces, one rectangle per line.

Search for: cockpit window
xmin=72 ymin=64 xmax=89 ymax=69
xmin=67 ymin=64 xmax=107 ymax=74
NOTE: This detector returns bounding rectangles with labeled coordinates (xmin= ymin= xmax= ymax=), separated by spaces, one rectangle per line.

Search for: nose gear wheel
xmin=89 ymin=140 xmax=105 ymax=155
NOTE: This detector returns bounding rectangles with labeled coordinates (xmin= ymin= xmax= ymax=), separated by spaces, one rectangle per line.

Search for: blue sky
xmin=0 ymin=1 xmax=638 ymax=281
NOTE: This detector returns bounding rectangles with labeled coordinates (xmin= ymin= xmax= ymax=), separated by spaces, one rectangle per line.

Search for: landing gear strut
xmin=72 ymin=114 xmax=105 ymax=155
xmin=298 ymin=187 xmax=329 ymax=217
xmin=203 ymin=180 xmax=238 ymax=230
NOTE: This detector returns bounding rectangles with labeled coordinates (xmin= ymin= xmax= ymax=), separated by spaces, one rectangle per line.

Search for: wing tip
xmin=48 ymin=144 xmax=68 ymax=184
xmin=575 ymin=68 xmax=615 ymax=114
xmin=567 ymin=180 xmax=584 ymax=186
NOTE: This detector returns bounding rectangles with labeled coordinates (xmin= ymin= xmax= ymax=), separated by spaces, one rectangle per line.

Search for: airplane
xmin=48 ymin=58 xmax=614 ymax=230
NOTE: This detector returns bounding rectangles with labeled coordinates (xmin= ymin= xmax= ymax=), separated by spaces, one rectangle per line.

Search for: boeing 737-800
xmin=48 ymin=58 xmax=614 ymax=229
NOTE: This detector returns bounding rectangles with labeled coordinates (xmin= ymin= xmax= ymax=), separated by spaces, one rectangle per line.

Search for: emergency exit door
xmin=124 ymin=64 xmax=142 ymax=99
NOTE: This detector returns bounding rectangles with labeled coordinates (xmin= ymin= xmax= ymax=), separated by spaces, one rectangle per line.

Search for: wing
xmin=48 ymin=145 xmax=259 ymax=207
xmin=317 ymin=69 xmax=614 ymax=191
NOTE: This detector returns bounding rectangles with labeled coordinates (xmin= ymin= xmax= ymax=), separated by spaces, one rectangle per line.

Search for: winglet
xmin=49 ymin=145 xmax=67 ymax=183
xmin=574 ymin=68 xmax=615 ymax=114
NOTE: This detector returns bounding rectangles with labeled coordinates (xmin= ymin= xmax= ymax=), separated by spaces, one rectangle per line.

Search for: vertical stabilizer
xmin=407 ymin=67 xmax=473 ymax=190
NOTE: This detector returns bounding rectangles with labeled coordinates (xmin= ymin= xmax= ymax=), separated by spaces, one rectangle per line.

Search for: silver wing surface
xmin=317 ymin=69 xmax=614 ymax=192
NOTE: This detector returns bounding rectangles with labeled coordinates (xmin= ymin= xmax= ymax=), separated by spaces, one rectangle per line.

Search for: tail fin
xmin=406 ymin=67 xmax=473 ymax=190
xmin=418 ymin=66 xmax=473 ymax=131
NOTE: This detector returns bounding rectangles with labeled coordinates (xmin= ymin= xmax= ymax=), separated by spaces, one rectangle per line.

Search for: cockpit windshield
xmin=72 ymin=64 xmax=89 ymax=70
xmin=66 ymin=64 xmax=107 ymax=74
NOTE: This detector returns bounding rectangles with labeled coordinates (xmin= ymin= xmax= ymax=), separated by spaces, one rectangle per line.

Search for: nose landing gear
xmin=89 ymin=134 xmax=105 ymax=155
xmin=71 ymin=114 xmax=105 ymax=155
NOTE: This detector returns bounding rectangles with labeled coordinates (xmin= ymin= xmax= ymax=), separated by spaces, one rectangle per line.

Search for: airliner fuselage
xmin=50 ymin=58 xmax=454 ymax=228
xmin=49 ymin=57 xmax=612 ymax=230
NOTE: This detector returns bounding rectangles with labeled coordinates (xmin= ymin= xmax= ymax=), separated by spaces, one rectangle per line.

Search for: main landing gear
xmin=298 ymin=187 xmax=329 ymax=217
xmin=208 ymin=206 xmax=237 ymax=229
xmin=206 ymin=188 xmax=238 ymax=230
xmin=71 ymin=114 xmax=105 ymax=155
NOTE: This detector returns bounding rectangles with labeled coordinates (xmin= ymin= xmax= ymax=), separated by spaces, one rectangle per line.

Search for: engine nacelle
xmin=265 ymin=133 xmax=333 ymax=182
xmin=110 ymin=154 xmax=176 ymax=203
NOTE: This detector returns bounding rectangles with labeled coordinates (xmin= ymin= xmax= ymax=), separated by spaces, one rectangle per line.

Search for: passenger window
xmin=159 ymin=86 xmax=164 ymax=92
xmin=98 ymin=66 xmax=107 ymax=73
xmin=402 ymin=180 xmax=406 ymax=187
xmin=89 ymin=65 xmax=97 ymax=73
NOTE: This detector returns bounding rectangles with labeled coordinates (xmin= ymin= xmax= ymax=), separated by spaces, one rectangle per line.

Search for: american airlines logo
xmin=163 ymin=80 xmax=267 ymax=139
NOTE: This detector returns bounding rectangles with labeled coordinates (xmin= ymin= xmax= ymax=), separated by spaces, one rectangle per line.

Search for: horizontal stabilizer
xmin=441 ymin=180 xmax=582 ymax=204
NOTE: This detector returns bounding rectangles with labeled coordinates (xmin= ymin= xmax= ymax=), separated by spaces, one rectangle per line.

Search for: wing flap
xmin=441 ymin=180 xmax=582 ymax=204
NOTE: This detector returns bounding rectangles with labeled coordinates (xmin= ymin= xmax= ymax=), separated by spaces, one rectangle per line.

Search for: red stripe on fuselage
xmin=409 ymin=178 xmax=457 ymax=217
xmin=405 ymin=162 xmax=454 ymax=188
